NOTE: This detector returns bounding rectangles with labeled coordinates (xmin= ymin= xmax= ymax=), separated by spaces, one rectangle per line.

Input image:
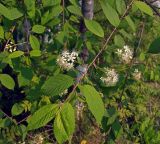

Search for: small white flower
xmin=9 ymin=48 xmax=13 ymax=53
xmin=116 ymin=45 xmax=133 ymax=64
xmin=133 ymin=68 xmax=141 ymax=80
xmin=134 ymin=69 xmax=139 ymax=73
xmin=59 ymin=89 xmax=68 ymax=97
xmin=71 ymin=51 xmax=79 ymax=57
xmin=57 ymin=50 xmax=78 ymax=70
xmin=100 ymin=67 xmax=119 ymax=87
xmin=62 ymin=50 xmax=70 ymax=56
xmin=116 ymin=49 xmax=123 ymax=55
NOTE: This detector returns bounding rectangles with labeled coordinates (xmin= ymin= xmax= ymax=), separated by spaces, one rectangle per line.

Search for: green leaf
xmin=54 ymin=103 xmax=75 ymax=144
xmin=99 ymin=0 xmax=120 ymax=27
xmin=32 ymin=25 xmax=46 ymax=34
xmin=116 ymin=0 xmax=126 ymax=15
xmin=134 ymin=1 xmax=153 ymax=16
xmin=18 ymin=74 xmax=30 ymax=87
xmin=41 ymin=11 xmax=50 ymax=25
xmin=11 ymin=103 xmax=24 ymax=116
xmin=41 ymin=6 xmax=62 ymax=25
xmin=67 ymin=5 xmax=82 ymax=16
xmin=27 ymin=104 xmax=59 ymax=130
xmin=69 ymin=0 xmax=79 ymax=6
xmin=9 ymin=8 xmax=23 ymax=20
xmin=0 ymin=4 xmax=23 ymax=20
xmin=125 ymin=16 xmax=136 ymax=31
xmin=112 ymin=120 xmax=122 ymax=138
xmin=9 ymin=51 xmax=24 ymax=59
xmin=30 ymin=50 xmax=41 ymax=57
xmin=42 ymin=74 xmax=74 ymax=96
xmin=0 ymin=3 xmax=10 ymax=19
xmin=50 ymin=5 xmax=63 ymax=17
xmin=0 ymin=74 xmax=15 ymax=90
xmin=114 ymin=35 xmax=125 ymax=47
xmin=148 ymin=37 xmax=160 ymax=53
xmin=24 ymin=0 xmax=35 ymax=11
xmin=79 ymin=85 xmax=105 ymax=124
xmin=0 ymin=26 xmax=4 ymax=39
xmin=84 ymin=19 xmax=104 ymax=37
xmin=0 ymin=118 xmax=12 ymax=128
xmin=105 ymin=107 xmax=118 ymax=126
xmin=29 ymin=35 xmax=40 ymax=50
xmin=139 ymin=52 xmax=145 ymax=61
xmin=42 ymin=0 xmax=61 ymax=7
xmin=24 ymin=0 xmax=35 ymax=18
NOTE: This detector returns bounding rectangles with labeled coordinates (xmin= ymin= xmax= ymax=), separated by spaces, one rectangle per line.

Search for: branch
xmin=65 ymin=0 xmax=135 ymax=103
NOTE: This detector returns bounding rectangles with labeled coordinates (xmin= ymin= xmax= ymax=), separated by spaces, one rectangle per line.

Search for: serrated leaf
xmin=29 ymin=35 xmax=40 ymax=50
xmin=9 ymin=51 xmax=24 ymax=59
xmin=99 ymin=0 xmax=120 ymax=27
xmin=134 ymin=1 xmax=153 ymax=16
xmin=148 ymin=37 xmax=160 ymax=53
xmin=84 ymin=19 xmax=104 ymax=37
xmin=54 ymin=103 xmax=75 ymax=144
xmin=27 ymin=104 xmax=58 ymax=130
xmin=32 ymin=25 xmax=46 ymax=34
xmin=79 ymin=85 xmax=105 ymax=124
xmin=42 ymin=74 xmax=74 ymax=96
xmin=11 ymin=103 xmax=24 ymax=116
xmin=0 ymin=74 xmax=15 ymax=90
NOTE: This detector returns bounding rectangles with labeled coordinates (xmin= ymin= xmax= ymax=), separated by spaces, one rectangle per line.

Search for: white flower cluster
xmin=100 ymin=68 xmax=119 ymax=87
xmin=116 ymin=45 xmax=133 ymax=64
xmin=132 ymin=69 xmax=141 ymax=80
xmin=57 ymin=50 xmax=78 ymax=70
xmin=4 ymin=41 xmax=16 ymax=53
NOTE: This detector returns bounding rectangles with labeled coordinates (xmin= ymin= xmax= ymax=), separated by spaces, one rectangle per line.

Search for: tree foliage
xmin=0 ymin=0 xmax=160 ymax=143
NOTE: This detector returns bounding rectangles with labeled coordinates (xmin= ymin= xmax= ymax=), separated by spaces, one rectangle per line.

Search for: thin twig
xmin=14 ymin=41 xmax=27 ymax=46
xmin=0 ymin=109 xmax=17 ymax=124
xmin=4 ymin=25 xmax=16 ymax=49
xmin=17 ymin=115 xmax=30 ymax=124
